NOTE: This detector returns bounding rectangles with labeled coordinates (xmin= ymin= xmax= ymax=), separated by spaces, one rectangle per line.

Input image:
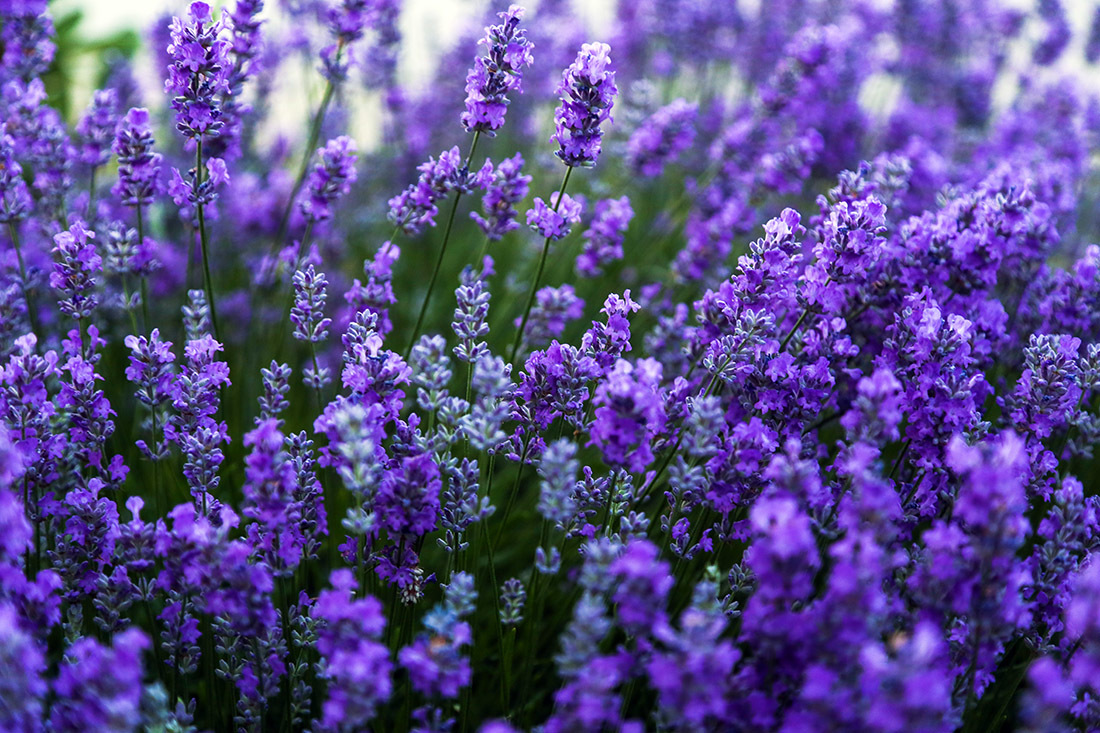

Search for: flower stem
xmin=509 ymin=166 xmax=573 ymax=365
xmin=271 ymin=42 xmax=345 ymax=257
xmin=195 ymin=138 xmax=221 ymax=343
xmin=136 ymin=205 xmax=150 ymax=330
xmin=404 ymin=130 xmax=482 ymax=359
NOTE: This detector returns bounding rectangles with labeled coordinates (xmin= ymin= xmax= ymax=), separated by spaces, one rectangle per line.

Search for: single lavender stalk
xmin=114 ymin=107 xmax=162 ymax=328
xmin=510 ymin=41 xmax=617 ymax=364
xmin=404 ymin=7 xmax=533 ymax=357
xmin=290 ymin=264 xmax=333 ymax=412
xmin=75 ymin=88 xmax=118 ymax=214
xmin=167 ymin=2 xmax=230 ymax=341
xmin=507 ymin=166 xmax=574 ymax=365
xmin=1 ymin=135 xmax=37 ymax=333
xmin=272 ymin=0 xmax=365 ymax=251
xmin=461 ymin=5 xmax=534 ymax=137
xmin=124 ymin=329 xmax=176 ymax=516
xmin=403 ymin=133 xmax=485 ymax=360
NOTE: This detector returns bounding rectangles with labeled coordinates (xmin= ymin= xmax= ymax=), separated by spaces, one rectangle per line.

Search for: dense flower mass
xmin=6 ymin=0 xmax=1100 ymax=730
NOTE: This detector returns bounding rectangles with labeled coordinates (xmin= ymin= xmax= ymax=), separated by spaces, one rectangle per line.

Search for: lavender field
xmin=3 ymin=0 xmax=1100 ymax=730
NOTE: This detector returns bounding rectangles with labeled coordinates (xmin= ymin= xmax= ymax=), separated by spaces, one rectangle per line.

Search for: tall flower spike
xmin=75 ymin=89 xmax=119 ymax=168
xmin=552 ymin=42 xmax=618 ymax=168
xmin=113 ymin=108 xmax=163 ymax=208
xmin=51 ymin=221 xmax=100 ymax=321
xmin=461 ymin=5 xmax=534 ymax=137
xmin=165 ymin=2 xmax=230 ymax=141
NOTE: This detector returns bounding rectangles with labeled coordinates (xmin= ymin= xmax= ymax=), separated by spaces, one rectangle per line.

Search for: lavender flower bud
xmin=526 ymin=192 xmax=583 ymax=240
xmin=537 ymin=439 xmax=578 ymax=527
xmin=461 ymin=5 xmax=534 ymax=137
xmin=112 ymin=108 xmax=163 ymax=207
xmin=291 ymin=265 xmax=333 ymax=343
xmin=50 ymin=220 xmax=100 ymax=320
xmin=576 ymin=195 xmax=633 ymax=277
xmin=470 ymin=152 xmax=531 ymax=240
xmin=76 ymin=89 xmax=119 ymax=168
xmin=626 ymin=98 xmax=697 ymax=177
xmin=552 ymin=42 xmax=618 ymax=168
xmin=165 ymin=2 xmax=230 ymax=140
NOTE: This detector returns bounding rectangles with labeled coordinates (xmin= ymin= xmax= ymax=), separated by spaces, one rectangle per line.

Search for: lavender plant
xmin=5 ymin=0 xmax=1100 ymax=730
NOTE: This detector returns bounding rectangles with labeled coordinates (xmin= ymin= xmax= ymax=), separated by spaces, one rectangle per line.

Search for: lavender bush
xmin=4 ymin=0 xmax=1100 ymax=730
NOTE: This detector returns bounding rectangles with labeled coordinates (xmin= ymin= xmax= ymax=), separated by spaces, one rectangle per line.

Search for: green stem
xmin=492 ymin=442 xmax=529 ymax=553
xmin=136 ymin=205 xmax=150 ymax=330
xmin=87 ymin=168 xmax=97 ymax=217
xmin=271 ymin=43 xmax=345 ymax=257
xmin=195 ymin=138 xmax=221 ymax=343
xmin=404 ymin=131 xmax=482 ymax=359
xmin=509 ymin=166 xmax=573 ymax=365
xmin=121 ymin=274 xmax=140 ymax=337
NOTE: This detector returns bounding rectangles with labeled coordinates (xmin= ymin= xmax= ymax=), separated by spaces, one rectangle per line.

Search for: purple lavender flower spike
xmin=50 ymin=220 xmax=100 ymax=321
xmin=314 ymin=569 xmax=392 ymax=730
xmin=75 ymin=89 xmax=119 ymax=169
xmin=471 ymin=153 xmax=531 ymax=240
xmin=113 ymin=108 xmax=163 ymax=208
xmin=576 ymin=195 xmax=633 ymax=277
xmin=462 ymin=5 xmax=534 ymax=137
xmin=0 ymin=134 xmax=33 ymax=224
xmin=300 ymin=136 xmax=358 ymax=224
xmin=165 ymin=2 xmax=230 ymax=141
xmin=626 ymin=99 xmax=697 ymax=177
xmin=552 ymin=42 xmax=618 ymax=168
xmin=526 ymin=192 xmax=582 ymax=240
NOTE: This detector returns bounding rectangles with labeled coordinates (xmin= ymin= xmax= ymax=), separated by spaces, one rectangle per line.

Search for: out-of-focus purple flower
xmin=49 ymin=628 xmax=149 ymax=733
xmin=552 ymin=42 xmax=618 ymax=167
xmin=576 ymin=195 xmax=632 ymax=277
xmin=75 ymin=89 xmax=119 ymax=168
xmin=0 ymin=134 xmax=33 ymax=224
xmin=526 ymin=192 xmax=583 ymax=240
xmin=400 ymin=573 xmax=476 ymax=700
xmin=300 ymin=136 xmax=358 ymax=223
xmin=626 ymin=99 xmax=697 ymax=177
xmin=0 ymin=601 xmax=47 ymax=731
xmin=471 ymin=153 xmax=531 ymax=240
xmin=1 ymin=0 xmax=55 ymax=83
xmin=520 ymin=284 xmax=584 ymax=349
xmin=314 ymin=569 xmax=392 ymax=730
xmin=462 ymin=5 xmax=534 ymax=137
xmin=590 ymin=358 xmax=666 ymax=473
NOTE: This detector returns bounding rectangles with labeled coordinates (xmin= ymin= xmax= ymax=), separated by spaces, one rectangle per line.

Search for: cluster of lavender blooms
xmin=7 ymin=0 xmax=1100 ymax=730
